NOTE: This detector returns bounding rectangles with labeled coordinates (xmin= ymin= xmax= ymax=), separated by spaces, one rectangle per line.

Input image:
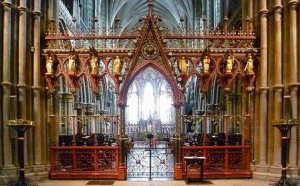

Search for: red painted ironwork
xmin=43 ymin=9 xmax=258 ymax=96
xmin=44 ymin=2 xmax=258 ymax=181
xmin=50 ymin=146 xmax=119 ymax=179
xmin=182 ymin=145 xmax=251 ymax=178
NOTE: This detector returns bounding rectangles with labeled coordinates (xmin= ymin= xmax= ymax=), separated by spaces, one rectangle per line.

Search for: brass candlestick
xmin=8 ymin=119 xmax=34 ymax=186
xmin=272 ymin=119 xmax=298 ymax=186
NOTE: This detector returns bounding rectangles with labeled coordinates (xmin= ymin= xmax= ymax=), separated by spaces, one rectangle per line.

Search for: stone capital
xmin=272 ymin=84 xmax=284 ymax=90
xmin=258 ymin=9 xmax=269 ymax=16
xmin=17 ymin=83 xmax=28 ymax=89
xmin=288 ymin=83 xmax=300 ymax=89
xmin=32 ymin=11 xmax=42 ymax=16
xmin=1 ymin=82 xmax=12 ymax=88
xmin=288 ymin=0 xmax=299 ymax=7
xmin=273 ymin=5 xmax=283 ymax=10
xmin=2 ymin=1 xmax=13 ymax=9
xmin=32 ymin=85 xmax=42 ymax=90
xmin=117 ymin=99 xmax=127 ymax=108
xmin=17 ymin=6 xmax=29 ymax=13
xmin=258 ymin=87 xmax=269 ymax=92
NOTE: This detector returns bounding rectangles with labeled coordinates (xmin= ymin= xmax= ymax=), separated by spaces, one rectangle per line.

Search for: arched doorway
xmin=125 ymin=67 xmax=175 ymax=179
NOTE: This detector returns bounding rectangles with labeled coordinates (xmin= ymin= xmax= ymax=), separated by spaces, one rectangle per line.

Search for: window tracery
xmin=126 ymin=67 xmax=174 ymax=129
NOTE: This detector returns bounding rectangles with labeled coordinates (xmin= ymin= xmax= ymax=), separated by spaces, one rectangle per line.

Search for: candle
xmin=10 ymin=95 xmax=18 ymax=119
xmin=283 ymin=95 xmax=291 ymax=119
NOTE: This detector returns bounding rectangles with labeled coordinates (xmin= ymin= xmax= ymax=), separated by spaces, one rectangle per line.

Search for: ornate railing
xmin=182 ymin=145 xmax=251 ymax=178
xmin=50 ymin=146 xmax=119 ymax=179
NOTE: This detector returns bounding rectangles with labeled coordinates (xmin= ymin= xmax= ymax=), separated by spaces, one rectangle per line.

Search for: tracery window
xmin=127 ymin=84 xmax=139 ymax=123
xmin=126 ymin=67 xmax=174 ymax=127
xmin=159 ymin=83 xmax=173 ymax=123
xmin=142 ymin=82 xmax=155 ymax=119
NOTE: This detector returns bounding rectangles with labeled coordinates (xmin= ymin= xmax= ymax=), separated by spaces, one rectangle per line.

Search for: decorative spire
xmin=148 ymin=0 xmax=153 ymax=14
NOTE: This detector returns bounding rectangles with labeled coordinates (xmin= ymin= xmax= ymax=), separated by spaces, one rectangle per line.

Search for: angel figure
xmin=203 ymin=55 xmax=211 ymax=74
xmin=226 ymin=54 xmax=234 ymax=74
xmin=113 ymin=56 xmax=122 ymax=75
xmin=178 ymin=56 xmax=188 ymax=75
xmin=90 ymin=55 xmax=99 ymax=75
xmin=46 ymin=56 xmax=54 ymax=75
xmin=68 ymin=54 xmax=76 ymax=75
xmin=244 ymin=54 xmax=254 ymax=75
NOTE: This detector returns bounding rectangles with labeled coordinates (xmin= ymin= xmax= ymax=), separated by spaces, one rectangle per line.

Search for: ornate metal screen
xmin=127 ymin=141 xmax=174 ymax=179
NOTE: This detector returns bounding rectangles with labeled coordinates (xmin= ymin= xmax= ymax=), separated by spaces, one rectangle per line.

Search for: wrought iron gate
xmin=126 ymin=140 xmax=174 ymax=179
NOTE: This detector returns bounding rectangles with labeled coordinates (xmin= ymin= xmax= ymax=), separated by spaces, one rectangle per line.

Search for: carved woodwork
xmin=50 ymin=146 xmax=119 ymax=179
xmin=182 ymin=146 xmax=251 ymax=178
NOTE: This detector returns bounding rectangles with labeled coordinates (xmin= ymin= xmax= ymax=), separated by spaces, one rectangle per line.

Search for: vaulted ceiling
xmin=60 ymin=0 xmax=242 ymax=35
xmin=106 ymin=0 xmax=202 ymax=32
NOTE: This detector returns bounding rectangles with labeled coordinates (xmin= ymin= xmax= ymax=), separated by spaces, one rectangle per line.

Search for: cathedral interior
xmin=0 ymin=0 xmax=300 ymax=185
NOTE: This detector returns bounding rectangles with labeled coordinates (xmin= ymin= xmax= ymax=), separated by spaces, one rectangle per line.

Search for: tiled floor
xmin=37 ymin=179 xmax=271 ymax=186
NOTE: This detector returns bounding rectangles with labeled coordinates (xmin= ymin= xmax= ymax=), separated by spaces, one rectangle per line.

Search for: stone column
xmin=288 ymin=0 xmax=299 ymax=169
xmin=73 ymin=0 xmax=78 ymax=18
xmin=224 ymin=0 xmax=229 ymax=16
xmin=47 ymin=0 xmax=59 ymax=33
xmin=248 ymin=0 xmax=253 ymax=33
xmin=173 ymin=100 xmax=183 ymax=180
xmin=1 ymin=0 xmax=13 ymax=168
xmin=272 ymin=1 xmax=283 ymax=168
xmin=257 ymin=0 xmax=268 ymax=170
xmin=248 ymin=0 xmax=253 ymax=19
xmin=32 ymin=0 xmax=43 ymax=167
xmin=17 ymin=0 xmax=29 ymax=165
xmin=117 ymin=99 xmax=127 ymax=180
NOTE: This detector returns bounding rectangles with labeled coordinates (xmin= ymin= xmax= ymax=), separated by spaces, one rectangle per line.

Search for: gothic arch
xmin=120 ymin=61 xmax=181 ymax=103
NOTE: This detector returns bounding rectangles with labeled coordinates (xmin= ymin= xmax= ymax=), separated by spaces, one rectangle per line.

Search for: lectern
xmin=8 ymin=119 xmax=34 ymax=186
xmin=184 ymin=156 xmax=206 ymax=183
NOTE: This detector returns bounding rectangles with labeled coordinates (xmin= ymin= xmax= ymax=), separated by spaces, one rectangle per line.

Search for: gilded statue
xmin=46 ymin=56 xmax=54 ymax=75
xmin=178 ymin=56 xmax=188 ymax=75
xmin=226 ymin=55 xmax=234 ymax=74
xmin=203 ymin=55 xmax=210 ymax=74
xmin=90 ymin=55 xmax=99 ymax=75
xmin=68 ymin=54 xmax=76 ymax=75
xmin=113 ymin=56 xmax=122 ymax=75
xmin=244 ymin=54 xmax=254 ymax=74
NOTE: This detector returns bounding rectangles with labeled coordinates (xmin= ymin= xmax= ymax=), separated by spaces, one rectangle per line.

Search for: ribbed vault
xmin=105 ymin=0 xmax=202 ymax=33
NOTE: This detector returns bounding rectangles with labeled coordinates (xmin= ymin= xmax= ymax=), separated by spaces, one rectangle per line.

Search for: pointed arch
xmin=120 ymin=61 xmax=180 ymax=103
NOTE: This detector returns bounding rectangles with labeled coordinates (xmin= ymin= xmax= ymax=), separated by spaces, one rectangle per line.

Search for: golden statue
xmin=46 ymin=56 xmax=54 ymax=75
xmin=90 ymin=55 xmax=99 ymax=75
xmin=178 ymin=56 xmax=188 ymax=75
xmin=113 ymin=56 xmax=122 ymax=75
xmin=203 ymin=55 xmax=210 ymax=74
xmin=68 ymin=54 xmax=76 ymax=75
xmin=244 ymin=54 xmax=254 ymax=74
xmin=226 ymin=55 xmax=234 ymax=74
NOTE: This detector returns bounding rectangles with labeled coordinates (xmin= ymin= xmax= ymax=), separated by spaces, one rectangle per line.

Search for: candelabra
xmin=8 ymin=119 xmax=34 ymax=186
xmin=272 ymin=119 xmax=298 ymax=186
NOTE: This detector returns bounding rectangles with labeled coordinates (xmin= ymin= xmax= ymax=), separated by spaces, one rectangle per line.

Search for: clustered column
xmin=287 ymin=0 xmax=299 ymax=170
xmin=272 ymin=0 xmax=283 ymax=169
xmin=1 ymin=0 xmax=13 ymax=168
xmin=17 ymin=0 xmax=28 ymax=118
xmin=32 ymin=0 xmax=43 ymax=166
xmin=258 ymin=0 xmax=268 ymax=169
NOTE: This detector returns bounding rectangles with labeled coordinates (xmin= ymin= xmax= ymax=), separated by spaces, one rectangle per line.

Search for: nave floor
xmin=36 ymin=179 xmax=270 ymax=186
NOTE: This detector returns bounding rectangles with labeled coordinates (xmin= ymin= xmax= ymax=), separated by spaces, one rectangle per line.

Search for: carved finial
xmin=223 ymin=16 xmax=228 ymax=35
xmin=148 ymin=0 xmax=153 ymax=12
